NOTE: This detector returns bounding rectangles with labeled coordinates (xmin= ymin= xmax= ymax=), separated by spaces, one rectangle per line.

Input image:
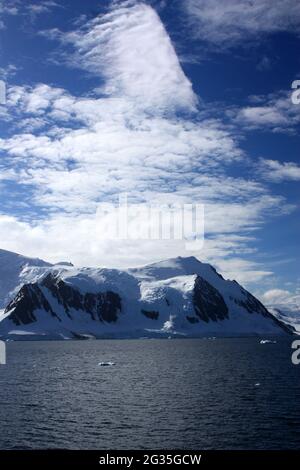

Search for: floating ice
xmin=260 ymin=339 xmax=277 ymax=344
xmin=98 ymin=361 xmax=115 ymax=367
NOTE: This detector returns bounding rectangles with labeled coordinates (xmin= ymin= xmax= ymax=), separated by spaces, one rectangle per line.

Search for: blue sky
xmin=0 ymin=0 xmax=299 ymax=309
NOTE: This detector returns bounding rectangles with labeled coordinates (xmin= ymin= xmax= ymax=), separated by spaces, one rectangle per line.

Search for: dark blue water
xmin=0 ymin=338 xmax=299 ymax=449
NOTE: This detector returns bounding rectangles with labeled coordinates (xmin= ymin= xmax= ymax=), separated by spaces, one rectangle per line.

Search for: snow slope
xmin=0 ymin=249 xmax=74 ymax=308
xmin=0 ymin=249 xmax=53 ymax=308
xmin=0 ymin=251 xmax=295 ymax=340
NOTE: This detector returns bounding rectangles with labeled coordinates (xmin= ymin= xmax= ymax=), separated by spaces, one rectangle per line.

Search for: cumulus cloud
xmin=184 ymin=0 xmax=300 ymax=48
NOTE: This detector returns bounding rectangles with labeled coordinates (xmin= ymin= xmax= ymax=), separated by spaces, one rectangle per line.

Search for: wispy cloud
xmin=184 ymin=0 xmax=300 ymax=49
xmin=0 ymin=64 xmax=19 ymax=81
xmin=0 ymin=1 xmax=18 ymax=16
xmin=259 ymin=159 xmax=300 ymax=182
xmin=0 ymin=0 xmax=61 ymax=31
xmin=230 ymin=91 xmax=300 ymax=133
xmin=0 ymin=0 xmax=18 ymax=29
xmin=42 ymin=1 xmax=197 ymax=113
xmin=26 ymin=2 xmax=59 ymax=17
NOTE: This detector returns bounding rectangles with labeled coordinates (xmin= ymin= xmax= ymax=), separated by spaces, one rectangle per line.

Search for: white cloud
xmin=259 ymin=159 xmax=300 ymax=182
xmin=8 ymin=84 xmax=67 ymax=113
xmin=0 ymin=64 xmax=19 ymax=81
xmin=262 ymin=289 xmax=292 ymax=304
xmin=256 ymin=56 xmax=272 ymax=71
xmin=233 ymin=91 xmax=300 ymax=133
xmin=44 ymin=1 xmax=197 ymax=113
xmin=0 ymin=88 xmax=245 ymax=212
xmin=261 ymin=288 xmax=300 ymax=311
xmin=0 ymin=1 xmax=296 ymax=285
xmin=0 ymin=80 xmax=290 ymax=281
xmin=184 ymin=0 xmax=300 ymax=48
xmin=0 ymin=2 xmax=18 ymax=16
xmin=214 ymin=258 xmax=273 ymax=284
xmin=26 ymin=1 xmax=61 ymax=18
xmin=238 ymin=106 xmax=288 ymax=127
xmin=0 ymin=0 xmax=61 ymax=28
xmin=0 ymin=213 xmax=277 ymax=286
xmin=0 ymin=1 xmax=18 ymax=29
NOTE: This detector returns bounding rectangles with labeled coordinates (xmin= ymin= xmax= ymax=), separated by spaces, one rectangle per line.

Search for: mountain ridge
xmin=0 ymin=249 xmax=295 ymax=340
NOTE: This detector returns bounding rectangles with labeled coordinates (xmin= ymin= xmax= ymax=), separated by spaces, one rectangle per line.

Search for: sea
xmin=0 ymin=338 xmax=299 ymax=449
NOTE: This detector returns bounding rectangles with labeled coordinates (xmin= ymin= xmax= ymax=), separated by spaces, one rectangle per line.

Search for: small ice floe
xmin=98 ymin=361 xmax=115 ymax=367
xmin=260 ymin=339 xmax=277 ymax=344
xmin=254 ymin=383 xmax=260 ymax=387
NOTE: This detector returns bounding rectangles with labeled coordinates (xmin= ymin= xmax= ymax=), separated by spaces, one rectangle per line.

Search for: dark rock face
xmin=4 ymin=274 xmax=122 ymax=326
xmin=42 ymin=274 xmax=82 ymax=319
xmin=141 ymin=309 xmax=159 ymax=320
xmin=186 ymin=316 xmax=199 ymax=324
xmin=230 ymin=287 xmax=294 ymax=334
xmin=2 ymin=270 xmax=294 ymax=336
xmin=42 ymin=274 xmax=121 ymax=323
xmin=4 ymin=283 xmax=60 ymax=326
xmin=231 ymin=288 xmax=269 ymax=316
xmin=97 ymin=292 xmax=121 ymax=323
xmin=193 ymin=276 xmax=229 ymax=323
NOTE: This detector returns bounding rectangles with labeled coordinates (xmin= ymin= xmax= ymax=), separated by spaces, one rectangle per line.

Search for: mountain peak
xmin=129 ymin=255 xmax=220 ymax=282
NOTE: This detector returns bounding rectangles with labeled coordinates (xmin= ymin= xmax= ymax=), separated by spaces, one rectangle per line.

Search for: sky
xmin=0 ymin=0 xmax=299 ymax=309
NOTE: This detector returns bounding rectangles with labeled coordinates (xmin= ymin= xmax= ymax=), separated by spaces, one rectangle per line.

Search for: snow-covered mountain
xmin=0 ymin=249 xmax=72 ymax=309
xmin=0 ymin=249 xmax=295 ymax=340
xmin=0 ymin=249 xmax=52 ymax=309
